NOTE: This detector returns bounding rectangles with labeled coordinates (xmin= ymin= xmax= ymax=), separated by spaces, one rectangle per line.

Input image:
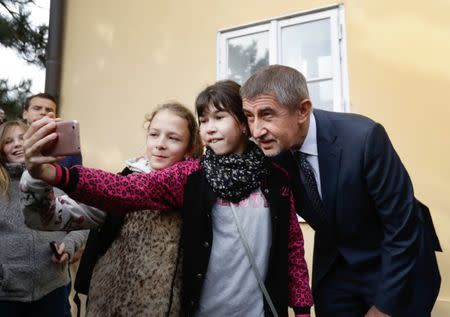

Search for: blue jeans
xmin=64 ymin=282 xmax=72 ymax=317
xmin=0 ymin=285 xmax=67 ymax=317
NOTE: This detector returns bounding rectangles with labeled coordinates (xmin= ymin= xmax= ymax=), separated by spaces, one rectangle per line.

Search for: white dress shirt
xmin=299 ymin=112 xmax=323 ymax=197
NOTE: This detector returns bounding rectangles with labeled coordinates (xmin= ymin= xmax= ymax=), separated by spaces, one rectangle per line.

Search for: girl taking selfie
xmin=21 ymin=103 xmax=202 ymax=316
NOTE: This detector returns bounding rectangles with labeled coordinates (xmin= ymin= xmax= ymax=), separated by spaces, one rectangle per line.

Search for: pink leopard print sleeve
xmin=67 ymin=159 xmax=202 ymax=214
xmin=288 ymin=190 xmax=314 ymax=308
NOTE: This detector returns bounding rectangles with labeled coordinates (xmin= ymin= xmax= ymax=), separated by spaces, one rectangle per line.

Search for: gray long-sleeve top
xmin=0 ymin=164 xmax=87 ymax=302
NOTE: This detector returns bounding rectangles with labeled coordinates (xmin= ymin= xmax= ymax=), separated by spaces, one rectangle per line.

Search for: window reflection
xmin=227 ymin=32 xmax=269 ymax=84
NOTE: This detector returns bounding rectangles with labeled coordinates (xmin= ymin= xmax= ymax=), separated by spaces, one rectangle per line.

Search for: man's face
xmin=243 ymin=94 xmax=310 ymax=156
xmin=23 ymin=97 xmax=57 ymax=124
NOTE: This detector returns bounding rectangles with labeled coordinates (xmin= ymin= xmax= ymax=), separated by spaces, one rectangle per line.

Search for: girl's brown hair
xmin=0 ymin=120 xmax=27 ymax=197
xmin=195 ymin=80 xmax=249 ymax=137
xmin=144 ymin=102 xmax=203 ymax=158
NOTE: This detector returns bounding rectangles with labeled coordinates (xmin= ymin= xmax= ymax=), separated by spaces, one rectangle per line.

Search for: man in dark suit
xmin=241 ymin=65 xmax=441 ymax=317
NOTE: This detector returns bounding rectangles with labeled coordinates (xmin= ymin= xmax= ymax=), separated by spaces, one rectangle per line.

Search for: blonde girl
xmin=20 ymin=103 xmax=202 ymax=316
xmin=0 ymin=121 xmax=85 ymax=317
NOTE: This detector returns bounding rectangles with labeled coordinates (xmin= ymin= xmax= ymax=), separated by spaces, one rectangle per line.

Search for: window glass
xmin=281 ymin=18 xmax=332 ymax=80
xmin=227 ymin=32 xmax=269 ymax=84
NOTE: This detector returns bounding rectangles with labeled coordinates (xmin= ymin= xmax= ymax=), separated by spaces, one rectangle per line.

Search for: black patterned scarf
xmin=202 ymin=141 xmax=268 ymax=203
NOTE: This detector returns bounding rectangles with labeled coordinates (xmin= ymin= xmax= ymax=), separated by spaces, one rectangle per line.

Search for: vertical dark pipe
xmin=45 ymin=0 xmax=65 ymax=103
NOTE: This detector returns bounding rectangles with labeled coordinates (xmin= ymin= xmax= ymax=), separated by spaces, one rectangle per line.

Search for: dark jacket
xmin=275 ymin=109 xmax=441 ymax=316
xmin=182 ymin=163 xmax=295 ymax=317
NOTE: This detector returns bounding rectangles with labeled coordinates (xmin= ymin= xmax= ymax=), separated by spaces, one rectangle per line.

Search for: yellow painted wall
xmin=60 ymin=0 xmax=450 ymax=315
xmin=345 ymin=1 xmax=450 ymax=312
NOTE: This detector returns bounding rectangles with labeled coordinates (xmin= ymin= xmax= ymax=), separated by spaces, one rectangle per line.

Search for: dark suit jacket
xmin=276 ymin=109 xmax=441 ymax=316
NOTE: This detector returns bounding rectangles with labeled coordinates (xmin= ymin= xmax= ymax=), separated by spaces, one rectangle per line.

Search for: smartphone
xmin=49 ymin=241 xmax=62 ymax=259
xmin=43 ymin=120 xmax=81 ymax=156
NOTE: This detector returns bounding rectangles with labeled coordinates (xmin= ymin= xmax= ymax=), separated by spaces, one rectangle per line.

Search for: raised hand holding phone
xmin=23 ymin=115 xmax=59 ymax=181
xmin=23 ymin=114 xmax=80 ymax=183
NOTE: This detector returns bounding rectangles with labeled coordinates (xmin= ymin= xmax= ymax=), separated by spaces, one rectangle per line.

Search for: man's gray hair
xmin=240 ymin=64 xmax=310 ymax=110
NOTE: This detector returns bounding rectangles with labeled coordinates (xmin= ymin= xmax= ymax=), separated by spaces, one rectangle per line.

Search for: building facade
xmin=58 ymin=1 xmax=450 ymax=315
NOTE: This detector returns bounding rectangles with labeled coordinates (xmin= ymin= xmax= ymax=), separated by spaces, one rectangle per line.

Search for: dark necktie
xmin=297 ymin=152 xmax=325 ymax=215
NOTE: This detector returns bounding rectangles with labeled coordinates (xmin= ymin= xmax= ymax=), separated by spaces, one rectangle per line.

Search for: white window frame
xmin=217 ymin=24 xmax=270 ymax=81
xmin=217 ymin=4 xmax=350 ymax=112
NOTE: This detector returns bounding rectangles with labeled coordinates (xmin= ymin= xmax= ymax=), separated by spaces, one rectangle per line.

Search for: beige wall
xmin=60 ymin=0 xmax=450 ymax=315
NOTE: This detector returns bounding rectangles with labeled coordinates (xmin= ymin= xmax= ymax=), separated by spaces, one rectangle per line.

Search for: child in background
xmin=21 ymin=80 xmax=313 ymax=317
xmin=0 ymin=120 xmax=85 ymax=317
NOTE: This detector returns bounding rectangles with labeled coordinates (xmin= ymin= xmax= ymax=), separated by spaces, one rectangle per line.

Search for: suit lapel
xmin=314 ymin=110 xmax=341 ymax=222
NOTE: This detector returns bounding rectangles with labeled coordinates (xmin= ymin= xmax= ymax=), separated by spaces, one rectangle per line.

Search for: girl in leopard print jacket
xmin=20 ymin=102 xmax=204 ymax=317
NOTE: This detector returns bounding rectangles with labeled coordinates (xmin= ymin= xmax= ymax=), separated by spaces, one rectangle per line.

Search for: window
xmin=217 ymin=5 xmax=349 ymax=112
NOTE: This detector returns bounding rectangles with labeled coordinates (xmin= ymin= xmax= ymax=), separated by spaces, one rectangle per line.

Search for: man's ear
xmin=296 ymin=99 xmax=312 ymax=124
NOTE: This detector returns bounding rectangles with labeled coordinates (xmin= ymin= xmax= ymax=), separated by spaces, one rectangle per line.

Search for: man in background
xmin=23 ymin=93 xmax=82 ymax=167
xmin=23 ymin=92 xmax=86 ymax=317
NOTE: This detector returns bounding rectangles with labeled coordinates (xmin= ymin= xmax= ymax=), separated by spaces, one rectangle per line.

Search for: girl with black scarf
xmin=22 ymin=80 xmax=313 ymax=317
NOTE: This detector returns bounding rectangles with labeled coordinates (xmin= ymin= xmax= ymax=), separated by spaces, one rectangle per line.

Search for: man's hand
xmin=365 ymin=306 xmax=390 ymax=317
xmin=23 ymin=114 xmax=61 ymax=182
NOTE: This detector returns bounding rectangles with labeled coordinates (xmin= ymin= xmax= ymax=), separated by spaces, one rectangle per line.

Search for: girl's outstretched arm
xmin=23 ymin=115 xmax=202 ymax=214
xmin=52 ymin=159 xmax=201 ymax=214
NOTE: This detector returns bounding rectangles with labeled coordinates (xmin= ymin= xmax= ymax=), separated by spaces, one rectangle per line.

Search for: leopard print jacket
xmin=87 ymin=209 xmax=183 ymax=317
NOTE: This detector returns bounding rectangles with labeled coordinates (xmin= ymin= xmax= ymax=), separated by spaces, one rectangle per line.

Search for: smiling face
xmin=243 ymin=94 xmax=311 ymax=156
xmin=1 ymin=124 xmax=26 ymax=164
xmin=146 ymin=109 xmax=192 ymax=170
xmin=199 ymin=104 xmax=247 ymax=155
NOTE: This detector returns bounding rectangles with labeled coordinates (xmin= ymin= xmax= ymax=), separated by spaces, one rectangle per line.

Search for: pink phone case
xmin=43 ymin=120 xmax=81 ymax=156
